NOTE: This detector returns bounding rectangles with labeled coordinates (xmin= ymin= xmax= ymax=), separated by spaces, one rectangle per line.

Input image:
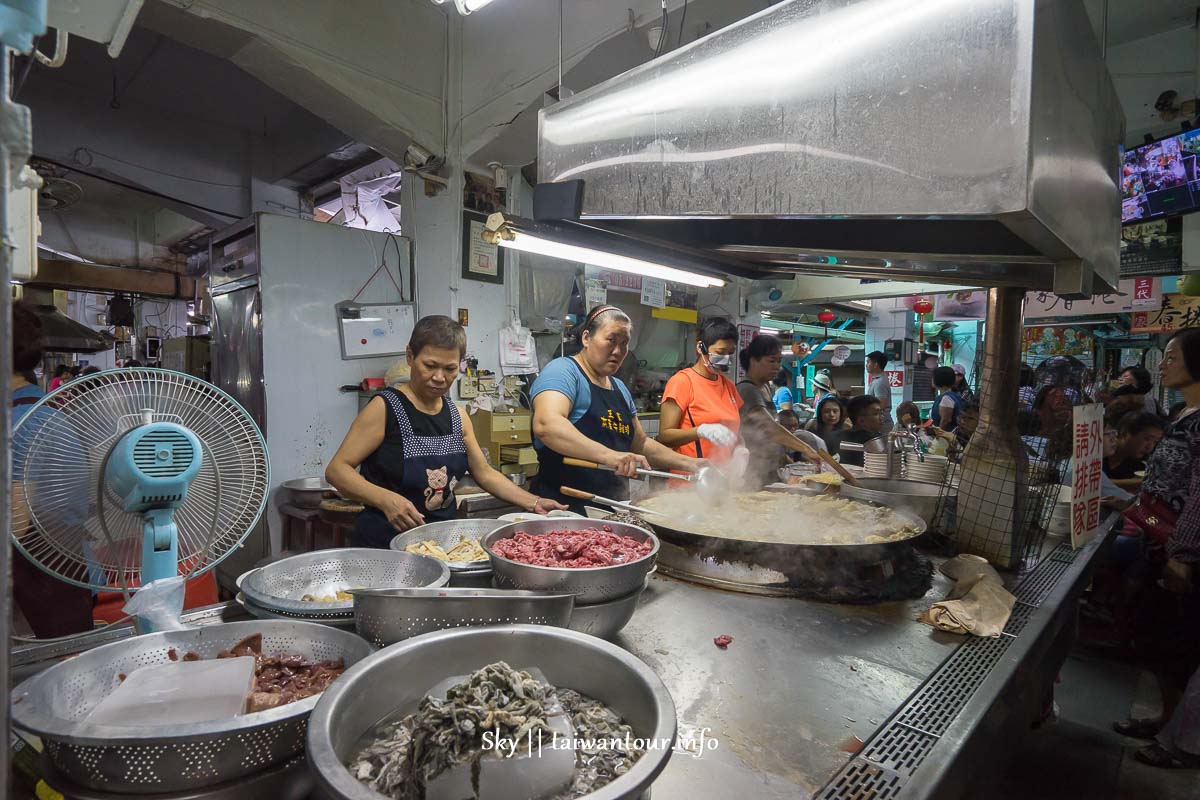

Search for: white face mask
xmin=707 ymin=353 xmax=733 ymax=372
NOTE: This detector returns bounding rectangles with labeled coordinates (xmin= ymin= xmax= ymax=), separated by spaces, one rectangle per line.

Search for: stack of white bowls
xmin=906 ymin=453 xmax=950 ymax=484
xmin=863 ymin=452 xmax=904 ymax=478
xmin=1047 ymin=485 xmax=1072 ymax=537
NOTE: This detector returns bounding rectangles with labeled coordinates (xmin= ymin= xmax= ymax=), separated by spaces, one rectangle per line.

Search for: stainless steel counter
xmin=11 ymin=525 xmax=1112 ymax=800
xmin=613 ymin=563 xmax=962 ymax=798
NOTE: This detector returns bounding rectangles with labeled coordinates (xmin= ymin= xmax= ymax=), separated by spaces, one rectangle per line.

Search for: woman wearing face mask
xmin=531 ymin=305 xmax=702 ymax=513
xmin=658 ymin=318 xmax=743 ymax=469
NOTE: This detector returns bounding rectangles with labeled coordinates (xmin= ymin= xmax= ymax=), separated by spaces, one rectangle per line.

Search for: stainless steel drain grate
xmin=820 ymin=540 xmax=1087 ymax=798
xmin=817 ymin=759 xmax=906 ymax=800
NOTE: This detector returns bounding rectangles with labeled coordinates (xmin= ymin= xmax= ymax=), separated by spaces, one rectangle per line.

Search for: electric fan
xmin=11 ymin=368 xmax=269 ymax=604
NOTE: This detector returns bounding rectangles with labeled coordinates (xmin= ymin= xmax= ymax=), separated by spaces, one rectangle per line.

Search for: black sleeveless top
xmin=353 ymin=388 xmax=469 ymax=548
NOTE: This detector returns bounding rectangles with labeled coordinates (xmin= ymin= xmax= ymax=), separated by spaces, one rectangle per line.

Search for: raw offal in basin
xmin=349 ymin=661 xmax=643 ymax=800
xmin=491 ymin=527 xmax=653 ymax=568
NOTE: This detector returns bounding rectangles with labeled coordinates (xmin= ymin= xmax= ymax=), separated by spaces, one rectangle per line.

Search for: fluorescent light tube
xmin=496 ymin=230 xmax=725 ymax=288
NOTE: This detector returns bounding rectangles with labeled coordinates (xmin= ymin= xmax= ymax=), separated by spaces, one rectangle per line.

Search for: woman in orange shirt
xmin=658 ymin=319 xmax=743 ymax=468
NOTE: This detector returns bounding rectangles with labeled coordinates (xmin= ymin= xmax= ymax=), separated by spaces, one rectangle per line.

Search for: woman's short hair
xmin=408 ymin=315 xmax=468 ymax=358
xmin=932 ymin=366 xmax=957 ymax=389
xmin=1120 ymin=365 xmax=1154 ymax=393
xmin=12 ymin=301 xmax=43 ymax=373
xmin=895 ymin=400 xmax=921 ymax=424
xmin=1170 ymin=327 xmax=1200 ymax=383
xmin=738 ymin=334 xmax=782 ymax=370
xmin=698 ymin=317 xmax=738 ymax=348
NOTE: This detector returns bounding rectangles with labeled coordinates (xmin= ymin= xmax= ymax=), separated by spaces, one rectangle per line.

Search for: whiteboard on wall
xmin=336 ymin=302 xmax=416 ymax=359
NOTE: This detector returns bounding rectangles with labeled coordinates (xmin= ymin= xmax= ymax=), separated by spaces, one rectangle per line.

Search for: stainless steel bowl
xmin=306 ymin=625 xmax=677 ymax=800
xmin=353 ymin=587 xmax=575 ymax=646
xmin=389 ymin=518 xmax=508 ymax=571
xmin=840 ymin=477 xmax=946 ymax=524
xmin=13 ymin=620 xmax=373 ymax=794
xmin=568 ymin=578 xmax=647 ymax=640
xmin=283 ymin=477 xmax=334 ymax=509
xmin=482 ymin=518 xmax=659 ymax=604
xmin=241 ymin=549 xmax=450 ymax=617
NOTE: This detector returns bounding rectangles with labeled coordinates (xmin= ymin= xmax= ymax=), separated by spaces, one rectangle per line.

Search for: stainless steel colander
xmin=240 ymin=548 xmax=449 ymax=617
xmin=11 ymin=620 xmax=373 ymax=794
xmin=352 ymin=587 xmax=575 ymax=646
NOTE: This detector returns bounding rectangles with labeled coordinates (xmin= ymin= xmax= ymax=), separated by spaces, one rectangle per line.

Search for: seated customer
xmin=779 ymin=408 xmax=828 ymax=462
xmin=1106 ymin=411 xmax=1167 ymax=491
xmin=955 ymin=402 xmax=981 ymax=448
xmin=838 ymin=395 xmax=884 ymax=467
xmin=805 ymin=395 xmax=846 ymax=455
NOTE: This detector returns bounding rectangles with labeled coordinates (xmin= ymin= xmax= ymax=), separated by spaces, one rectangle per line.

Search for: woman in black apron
xmin=530 ymin=305 xmax=703 ymax=513
xmin=326 ymin=316 xmax=565 ymax=548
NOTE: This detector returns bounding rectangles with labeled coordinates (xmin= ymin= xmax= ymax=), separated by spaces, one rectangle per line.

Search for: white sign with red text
xmin=1070 ymin=403 xmax=1105 ymax=549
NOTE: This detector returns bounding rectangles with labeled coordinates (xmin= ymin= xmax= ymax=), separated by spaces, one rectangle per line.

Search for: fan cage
xmin=11 ymin=368 xmax=269 ymax=590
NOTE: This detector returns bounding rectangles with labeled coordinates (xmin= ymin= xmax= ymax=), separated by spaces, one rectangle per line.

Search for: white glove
xmin=697 ymin=423 xmax=737 ymax=447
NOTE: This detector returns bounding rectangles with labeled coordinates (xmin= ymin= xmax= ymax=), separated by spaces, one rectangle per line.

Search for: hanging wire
xmin=654 ymin=0 xmax=669 ymax=59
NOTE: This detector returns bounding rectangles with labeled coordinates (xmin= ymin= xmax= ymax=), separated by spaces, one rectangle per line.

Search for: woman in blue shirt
xmin=531 ymin=305 xmax=702 ymax=512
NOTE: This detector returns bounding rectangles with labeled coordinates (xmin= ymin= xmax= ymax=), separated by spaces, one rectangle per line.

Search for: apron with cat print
xmin=353 ymin=388 xmax=469 ymax=548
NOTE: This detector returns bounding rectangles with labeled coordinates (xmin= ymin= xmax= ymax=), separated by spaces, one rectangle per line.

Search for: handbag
xmin=1124 ymin=491 xmax=1178 ymax=546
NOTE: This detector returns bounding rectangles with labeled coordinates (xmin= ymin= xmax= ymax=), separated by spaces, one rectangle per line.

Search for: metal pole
xmin=1 ymin=50 xmax=16 ymax=794
xmin=557 ymin=0 xmax=563 ymax=98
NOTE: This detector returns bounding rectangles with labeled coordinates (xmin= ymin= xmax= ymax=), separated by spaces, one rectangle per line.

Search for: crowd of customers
xmin=762 ymin=334 xmax=1200 ymax=770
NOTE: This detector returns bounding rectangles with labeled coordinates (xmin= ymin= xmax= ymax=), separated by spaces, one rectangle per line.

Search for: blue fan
xmin=11 ymin=368 xmax=269 ymax=607
xmin=103 ymin=422 xmax=204 ymax=585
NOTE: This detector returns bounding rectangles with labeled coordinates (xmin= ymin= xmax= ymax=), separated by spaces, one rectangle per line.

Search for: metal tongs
xmin=562 ymin=457 xmax=730 ymax=492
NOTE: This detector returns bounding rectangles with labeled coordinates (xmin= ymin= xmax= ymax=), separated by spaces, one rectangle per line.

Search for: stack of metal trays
xmin=390 ymin=519 xmax=509 ymax=587
xmin=11 ymin=621 xmax=373 ymax=796
xmin=240 ymin=549 xmax=450 ymax=625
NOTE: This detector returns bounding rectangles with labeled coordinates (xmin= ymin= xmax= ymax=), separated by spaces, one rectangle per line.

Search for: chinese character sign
xmin=885 ymin=370 xmax=905 ymax=388
xmin=736 ymin=324 xmax=757 ymax=382
xmin=1071 ymin=403 xmax=1104 ymax=549
xmin=1131 ymin=293 xmax=1200 ymax=333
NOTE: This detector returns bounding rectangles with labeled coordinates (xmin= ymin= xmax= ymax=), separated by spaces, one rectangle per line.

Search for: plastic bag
xmin=499 ymin=319 xmax=537 ymax=375
xmin=123 ymin=576 xmax=187 ymax=632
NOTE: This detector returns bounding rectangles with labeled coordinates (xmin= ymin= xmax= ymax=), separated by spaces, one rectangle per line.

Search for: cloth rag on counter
xmin=920 ymin=554 xmax=1016 ymax=638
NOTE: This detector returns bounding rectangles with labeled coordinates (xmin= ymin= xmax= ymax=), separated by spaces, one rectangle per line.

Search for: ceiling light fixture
xmin=483 ymin=213 xmax=725 ymax=288
xmin=431 ymin=0 xmax=497 ymax=15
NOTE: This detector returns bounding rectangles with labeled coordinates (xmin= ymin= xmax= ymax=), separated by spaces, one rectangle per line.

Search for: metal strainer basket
xmin=11 ymin=621 xmax=373 ymax=794
xmin=389 ymin=518 xmax=508 ymax=570
xmin=353 ymin=587 xmax=575 ymax=647
xmin=241 ymin=549 xmax=449 ymax=617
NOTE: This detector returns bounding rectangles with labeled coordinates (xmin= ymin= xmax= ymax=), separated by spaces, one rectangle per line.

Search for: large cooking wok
xmin=641 ymin=493 xmax=930 ymax=603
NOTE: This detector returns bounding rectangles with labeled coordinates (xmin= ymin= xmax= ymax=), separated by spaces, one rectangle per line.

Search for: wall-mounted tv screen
xmin=1122 ymin=129 xmax=1200 ymax=223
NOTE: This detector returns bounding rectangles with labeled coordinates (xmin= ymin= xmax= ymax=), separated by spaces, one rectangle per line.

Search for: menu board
xmin=1070 ymin=403 xmax=1104 ymax=549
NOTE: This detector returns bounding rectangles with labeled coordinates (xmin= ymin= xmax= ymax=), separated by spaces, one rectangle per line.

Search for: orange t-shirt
xmin=660 ymin=368 xmax=743 ymax=465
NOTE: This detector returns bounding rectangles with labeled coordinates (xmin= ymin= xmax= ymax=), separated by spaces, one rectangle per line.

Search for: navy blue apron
xmin=353 ymin=389 xmax=469 ymax=548
xmin=534 ymin=358 xmax=637 ymax=514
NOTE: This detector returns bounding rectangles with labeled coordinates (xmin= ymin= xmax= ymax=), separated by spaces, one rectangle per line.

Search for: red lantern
xmin=912 ymin=298 xmax=933 ymax=346
xmin=816 ymin=308 xmax=836 ymax=339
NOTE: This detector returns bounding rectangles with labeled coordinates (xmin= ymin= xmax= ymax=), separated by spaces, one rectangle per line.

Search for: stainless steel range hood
xmin=537 ymin=0 xmax=1122 ymax=295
